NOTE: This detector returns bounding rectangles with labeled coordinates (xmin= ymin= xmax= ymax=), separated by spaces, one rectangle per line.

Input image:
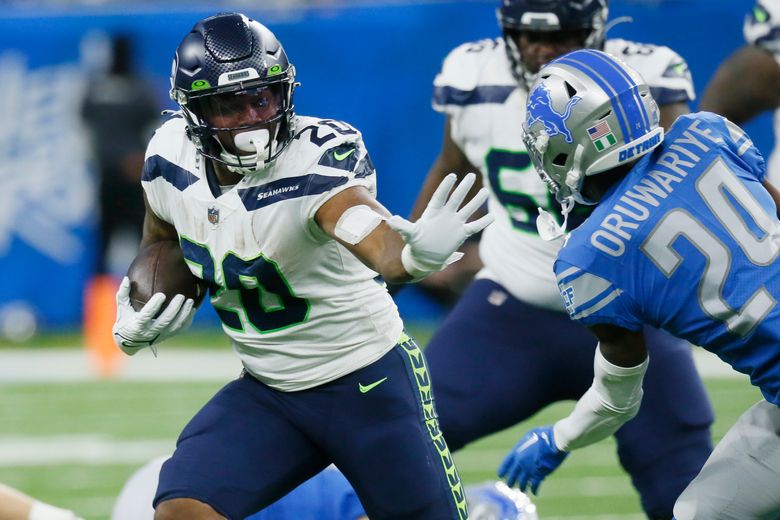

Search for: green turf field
xmin=0 ymin=331 xmax=763 ymax=520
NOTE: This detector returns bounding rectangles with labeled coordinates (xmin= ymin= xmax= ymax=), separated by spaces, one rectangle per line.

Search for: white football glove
xmin=112 ymin=277 xmax=196 ymax=356
xmin=387 ymin=172 xmax=494 ymax=280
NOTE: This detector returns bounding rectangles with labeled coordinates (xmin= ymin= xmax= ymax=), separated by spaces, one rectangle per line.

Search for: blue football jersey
xmin=555 ymin=112 xmax=780 ymax=405
xmin=247 ymin=465 xmax=365 ymax=520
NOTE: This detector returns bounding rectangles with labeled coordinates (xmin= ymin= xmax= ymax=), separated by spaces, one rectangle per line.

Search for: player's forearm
xmin=553 ymin=346 xmax=648 ymax=451
xmin=343 ymin=223 xmax=413 ymax=284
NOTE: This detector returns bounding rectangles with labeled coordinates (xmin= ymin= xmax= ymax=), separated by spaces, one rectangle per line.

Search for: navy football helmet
xmin=170 ymin=12 xmax=297 ymax=174
xmin=497 ymin=0 xmax=608 ymax=87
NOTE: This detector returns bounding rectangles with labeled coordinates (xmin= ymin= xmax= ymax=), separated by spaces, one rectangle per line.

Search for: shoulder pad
xmin=291 ymin=116 xmax=362 ymax=150
xmin=606 ymin=38 xmax=695 ymax=105
xmin=287 ymin=116 xmax=367 ymax=170
xmin=433 ymin=39 xmax=516 ymax=112
xmin=745 ymin=1 xmax=780 ymax=53
xmin=144 ymin=116 xmax=189 ymax=163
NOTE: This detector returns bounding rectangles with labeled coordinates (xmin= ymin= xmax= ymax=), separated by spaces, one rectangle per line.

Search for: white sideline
xmin=0 ymin=345 xmax=747 ymax=383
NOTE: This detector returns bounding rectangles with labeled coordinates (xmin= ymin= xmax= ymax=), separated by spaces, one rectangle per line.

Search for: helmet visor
xmin=192 ymin=83 xmax=285 ymax=131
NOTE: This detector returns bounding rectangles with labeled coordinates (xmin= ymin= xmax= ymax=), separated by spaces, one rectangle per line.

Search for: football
xmin=127 ymin=240 xmax=207 ymax=312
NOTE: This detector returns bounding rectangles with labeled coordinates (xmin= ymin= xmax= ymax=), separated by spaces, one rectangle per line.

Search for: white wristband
xmin=400 ymin=245 xmax=435 ymax=280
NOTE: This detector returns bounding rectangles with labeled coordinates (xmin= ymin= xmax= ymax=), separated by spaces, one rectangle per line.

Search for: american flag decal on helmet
xmin=587 ymin=120 xmax=617 ymax=152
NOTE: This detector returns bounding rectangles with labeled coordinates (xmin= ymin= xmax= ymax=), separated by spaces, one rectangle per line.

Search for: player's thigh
xmin=155 ymin=375 xmax=328 ymax=519
xmin=328 ymin=338 xmax=467 ymax=520
xmin=674 ymin=400 xmax=780 ymax=520
xmin=425 ymin=279 xmax=596 ymax=447
xmin=614 ymin=327 xmax=713 ymax=515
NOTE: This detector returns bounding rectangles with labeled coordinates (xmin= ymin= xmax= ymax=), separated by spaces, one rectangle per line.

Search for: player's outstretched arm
xmin=499 ymin=324 xmax=648 ymax=494
xmin=112 ymin=196 xmax=196 ymax=356
xmin=409 ymin=117 xmax=482 ymax=221
xmin=700 ymin=45 xmax=780 ymax=125
xmin=315 ymin=175 xmax=493 ymax=284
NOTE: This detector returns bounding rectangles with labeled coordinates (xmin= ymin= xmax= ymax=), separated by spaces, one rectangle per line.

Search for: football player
xmin=413 ymin=1 xmax=713 ymax=518
xmin=700 ymin=0 xmax=780 ymax=185
xmin=111 ymin=12 xmax=492 ymax=520
xmin=500 ymin=48 xmax=780 ymax=520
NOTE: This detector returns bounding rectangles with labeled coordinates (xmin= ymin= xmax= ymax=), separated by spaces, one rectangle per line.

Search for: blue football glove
xmin=498 ymin=425 xmax=569 ymax=494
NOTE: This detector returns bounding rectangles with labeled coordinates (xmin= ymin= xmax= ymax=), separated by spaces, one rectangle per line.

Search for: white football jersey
xmin=745 ymin=0 xmax=780 ymax=184
xmin=142 ymin=116 xmax=403 ymax=391
xmin=433 ymin=37 xmax=695 ymax=310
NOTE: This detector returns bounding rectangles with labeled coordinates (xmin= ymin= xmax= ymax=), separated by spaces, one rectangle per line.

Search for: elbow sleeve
xmin=553 ymin=345 xmax=648 ymax=451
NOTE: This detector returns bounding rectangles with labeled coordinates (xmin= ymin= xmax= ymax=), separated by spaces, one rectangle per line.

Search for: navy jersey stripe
xmin=433 ymin=85 xmax=515 ymax=107
xmin=142 ymin=155 xmax=199 ymax=191
xmin=239 ymin=174 xmax=349 ymax=211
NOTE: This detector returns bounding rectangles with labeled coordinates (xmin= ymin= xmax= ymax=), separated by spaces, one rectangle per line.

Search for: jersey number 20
xmin=641 ymin=157 xmax=779 ymax=337
xmin=180 ymin=238 xmax=310 ymax=333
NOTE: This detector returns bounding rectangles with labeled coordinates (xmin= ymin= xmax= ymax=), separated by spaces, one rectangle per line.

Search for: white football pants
xmin=674 ymin=399 xmax=780 ymax=520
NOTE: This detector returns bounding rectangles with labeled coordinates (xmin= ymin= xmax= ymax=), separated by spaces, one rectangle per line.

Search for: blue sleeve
xmin=554 ymin=257 xmax=644 ymax=331
xmin=244 ymin=467 xmax=365 ymax=520
xmin=321 ymin=468 xmax=366 ymax=519
xmin=696 ymin=112 xmax=767 ymax=182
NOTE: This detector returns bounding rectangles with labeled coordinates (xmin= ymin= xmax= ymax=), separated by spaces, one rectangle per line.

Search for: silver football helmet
xmin=523 ymin=48 xmax=663 ymax=213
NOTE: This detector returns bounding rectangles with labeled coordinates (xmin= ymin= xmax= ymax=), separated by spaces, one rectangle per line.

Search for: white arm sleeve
xmin=553 ymin=345 xmax=648 ymax=451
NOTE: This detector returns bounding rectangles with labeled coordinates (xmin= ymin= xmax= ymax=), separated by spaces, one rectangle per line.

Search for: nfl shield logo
xmin=207 ymin=206 xmax=220 ymax=225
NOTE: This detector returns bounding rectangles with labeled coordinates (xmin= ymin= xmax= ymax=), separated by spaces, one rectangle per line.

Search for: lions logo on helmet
xmin=527 ymin=84 xmax=581 ymax=143
xmin=466 ymin=481 xmax=540 ymax=520
xmin=523 ymin=49 xmax=663 ymax=211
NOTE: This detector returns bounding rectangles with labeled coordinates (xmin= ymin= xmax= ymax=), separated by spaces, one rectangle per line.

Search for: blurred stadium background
xmin=0 ymin=0 xmax=770 ymax=518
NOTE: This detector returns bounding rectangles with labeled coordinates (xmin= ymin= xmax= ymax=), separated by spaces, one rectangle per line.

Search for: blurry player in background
xmin=112 ymin=459 xmax=538 ymax=520
xmin=700 ymin=0 xmax=780 ymax=185
xmin=111 ymin=12 xmax=491 ymax=520
xmin=0 ymin=482 xmax=83 ymax=520
xmin=80 ymin=34 xmax=161 ymax=377
xmin=499 ymin=48 xmax=780 ymax=520
xmin=413 ymin=1 xmax=713 ymax=518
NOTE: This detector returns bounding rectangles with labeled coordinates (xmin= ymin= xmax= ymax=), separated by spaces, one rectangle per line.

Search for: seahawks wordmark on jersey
xmin=142 ymin=115 xmax=402 ymax=391
xmin=555 ymin=112 xmax=780 ymax=405
xmin=432 ymin=37 xmax=694 ymax=310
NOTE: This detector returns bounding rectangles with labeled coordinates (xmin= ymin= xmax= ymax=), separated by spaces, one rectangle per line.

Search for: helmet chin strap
xmin=219 ymin=127 xmax=278 ymax=175
xmin=537 ymin=198 xmax=574 ymax=241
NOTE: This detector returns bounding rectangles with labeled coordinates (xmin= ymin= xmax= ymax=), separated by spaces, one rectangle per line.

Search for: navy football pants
xmin=425 ymin=279 xmax=714 ymax=519
xmin=155 ymin=336 xmax=467 ymax=520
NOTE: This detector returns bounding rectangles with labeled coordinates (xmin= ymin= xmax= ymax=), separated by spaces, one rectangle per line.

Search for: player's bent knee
xmin=154 ymin=498 xmax=226 ymax=520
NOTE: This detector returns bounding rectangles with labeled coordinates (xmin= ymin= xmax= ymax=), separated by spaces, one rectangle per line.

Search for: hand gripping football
xmin=127 ymin=241 xmax=207 ymax=312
